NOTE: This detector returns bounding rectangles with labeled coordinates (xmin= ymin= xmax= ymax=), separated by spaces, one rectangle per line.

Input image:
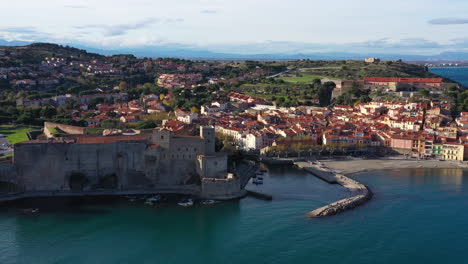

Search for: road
xmin=265 ymin=69 xmax=291 ymax=79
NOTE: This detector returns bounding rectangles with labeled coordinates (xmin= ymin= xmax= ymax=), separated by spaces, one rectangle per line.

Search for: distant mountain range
xmin=2 ymin=39 xmax=468 ymax=61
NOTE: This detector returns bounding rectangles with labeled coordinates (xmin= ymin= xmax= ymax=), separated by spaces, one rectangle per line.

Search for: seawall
xmin=294 ymin=161 xmax=373 ymax=217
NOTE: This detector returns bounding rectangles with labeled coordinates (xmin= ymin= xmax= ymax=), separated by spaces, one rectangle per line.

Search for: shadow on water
xmin=0 ymin=196 xmax=128 ymax=217
xmin=6 ymin=198 xmax=243 ymax=264
xmin=3 ymin=168 xmax=468 ymax=263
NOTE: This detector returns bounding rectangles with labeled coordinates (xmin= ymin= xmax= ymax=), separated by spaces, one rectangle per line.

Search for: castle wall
xmin=10 ymin=126 xmax=247 ymax=199
xmin=201 ymin=177 xmax=242 ymax=199
xmin=14 ymin=142 xmax=149 ymax=191
xmin=0 ymin=163 xmax=16 ymax=184
xmin=197 ymin=154 xmax=228 ymax=179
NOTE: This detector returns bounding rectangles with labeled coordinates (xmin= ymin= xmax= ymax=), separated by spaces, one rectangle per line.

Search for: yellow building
xmin=443 ymin=143 xmax=464 ymax=161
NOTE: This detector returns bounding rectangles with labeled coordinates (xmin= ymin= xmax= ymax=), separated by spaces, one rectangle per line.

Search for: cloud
xmin=0 ymin=27 xmax=53 ymax=42
xmin=0 ymin=27 xmax=40 ymax=34
xmin=361 ymin=38 xmax=442 ymax=49
xmin=75 ymin=18 xmax=160 ymax=36
xmin=75 ymin=18 xmax=183 ymax=36
xmin=64 ymin=5 xmax=88 ymax=9
xmin=429 ymin=17 xmax=468 ymax=25
xmin=202 ymin=38 xmax=455 ymax=55
xmin=200 ymin=9 xmax=219 ymax=14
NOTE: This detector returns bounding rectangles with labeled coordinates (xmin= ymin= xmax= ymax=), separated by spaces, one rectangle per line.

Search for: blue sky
xmin=1 ymin=0 xmax=468 ymax=55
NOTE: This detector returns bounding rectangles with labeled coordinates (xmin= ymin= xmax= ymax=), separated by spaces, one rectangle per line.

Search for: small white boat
xmin=178 ymin=198 xmax=194 ymax=207
xmin=147 ymin=195 xmax=161 ymax=203
xmin=201 ymin=200 xmax=217 ymax=205
xmin=22 ymin=208 xmax=39 ymax=214
xmin=144 ymin=195 xmax=162 ymax=205
xmin=125 ymin=196 xmax=137 ymax=202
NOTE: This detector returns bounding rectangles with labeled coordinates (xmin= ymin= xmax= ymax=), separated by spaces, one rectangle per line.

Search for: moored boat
xmin=178 ymin=198 xmax=194 ymax=207
xmin=22 ymin=208 xmax=39 ymax=214
xmin=144 ymin=195 xmax=162 ymax=205
xmin=201 ymin=200 xmax=218 ymax=205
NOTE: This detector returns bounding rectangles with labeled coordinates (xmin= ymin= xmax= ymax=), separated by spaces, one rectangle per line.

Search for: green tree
xmin=419 ymin=89 xmax=430 ymax=98
xmin=136 ymin=120 xmax=156 ymax=129
xmin=118 ymin=81 xmax=128 ymax=90
xmin=40 ymin=106 xmax=57 ymax=119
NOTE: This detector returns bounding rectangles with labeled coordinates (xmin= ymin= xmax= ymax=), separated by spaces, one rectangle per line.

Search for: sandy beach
xmin=321 ymin=156 xmax=468 ymax=175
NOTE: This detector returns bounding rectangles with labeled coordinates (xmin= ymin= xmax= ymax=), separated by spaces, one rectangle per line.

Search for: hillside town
xmin=0 ymin=45 xmax=467 ymax=163
xmin=8 ymin=89 xmax=468 ymax=162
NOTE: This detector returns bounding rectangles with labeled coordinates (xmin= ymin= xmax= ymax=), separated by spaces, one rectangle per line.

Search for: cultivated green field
xmin=276 ymin=73 xmax=325 ymax=83
xmin=0 ymin=125 xmax=35 ymax=145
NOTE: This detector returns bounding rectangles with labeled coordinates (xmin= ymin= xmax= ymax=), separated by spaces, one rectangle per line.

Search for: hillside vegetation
xmin=286 ymin=60 xmax=445 ymax=81
xmin=0 ymin=43 xmax=105 ymax=65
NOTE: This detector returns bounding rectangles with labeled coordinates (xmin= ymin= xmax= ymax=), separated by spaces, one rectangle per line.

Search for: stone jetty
xmin=294 ymin=161 xmax=373 ymax=217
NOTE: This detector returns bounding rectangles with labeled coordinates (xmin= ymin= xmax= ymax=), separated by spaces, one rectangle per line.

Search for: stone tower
xmin=200 ymin=126 xmax=215 ymax=155
xmin=152 ymin=129 xmax=172 ymax=149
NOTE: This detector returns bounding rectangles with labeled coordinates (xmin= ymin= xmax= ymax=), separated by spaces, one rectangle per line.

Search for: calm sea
xmin=429 ymin=67 xmax=468 ymax=87
xmin=1 ymin=167 xmax=468 ymax=264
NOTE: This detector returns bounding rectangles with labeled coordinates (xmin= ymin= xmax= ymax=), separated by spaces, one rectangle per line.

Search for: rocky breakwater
xmin=295 ymin=161 xmax=373 ymax=218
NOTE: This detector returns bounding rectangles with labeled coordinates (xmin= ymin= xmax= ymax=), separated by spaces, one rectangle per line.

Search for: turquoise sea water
xmin=429 ymin=67 xmax=468 ymax=87
xmin=1 ymin=167 xmax=468 ymax=264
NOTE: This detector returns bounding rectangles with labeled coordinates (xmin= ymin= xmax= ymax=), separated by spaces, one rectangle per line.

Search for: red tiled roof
xmin=76 ymin=135 xmax=148 ymax=144
xmin=364 ymin=77 xmax=443 ymax=83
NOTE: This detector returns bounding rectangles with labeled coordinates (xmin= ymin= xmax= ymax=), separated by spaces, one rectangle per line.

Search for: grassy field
xmin=276 ymin=73 xmax=325 ymax=83
xmin=0 ymin=125 xmax=35 ymax=145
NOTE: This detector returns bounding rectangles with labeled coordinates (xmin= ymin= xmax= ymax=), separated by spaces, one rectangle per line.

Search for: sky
xmin=1 ymin=0 xmax=468 ymax=55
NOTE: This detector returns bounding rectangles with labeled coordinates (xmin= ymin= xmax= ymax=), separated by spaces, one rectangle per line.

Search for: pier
xmin=294 ymin=161 xmax=373 ymax=217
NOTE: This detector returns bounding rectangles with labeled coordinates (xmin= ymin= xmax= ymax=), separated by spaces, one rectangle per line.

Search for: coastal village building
xmin=363 ymin=77 xmax=455 ymax=92
xmin=157 ymin=74 xmax=203 ymax=89
xmin=442 ymin=143 xmax=464 ymax=161
xmin=364 ymin=58 xmax=381 ymax=63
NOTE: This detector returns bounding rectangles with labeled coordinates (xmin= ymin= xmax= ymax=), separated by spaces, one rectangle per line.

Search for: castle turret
xmin=200 ymin=126 xmax=215 ymax=155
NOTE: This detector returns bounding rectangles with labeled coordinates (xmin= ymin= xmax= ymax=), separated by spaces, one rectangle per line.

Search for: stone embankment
xmin=294 ymin=161 xmax=373 ymax=217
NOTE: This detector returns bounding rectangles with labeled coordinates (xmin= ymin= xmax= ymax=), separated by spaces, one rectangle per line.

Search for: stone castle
xmin=1 ymin=126 xmax=253 ymax=199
